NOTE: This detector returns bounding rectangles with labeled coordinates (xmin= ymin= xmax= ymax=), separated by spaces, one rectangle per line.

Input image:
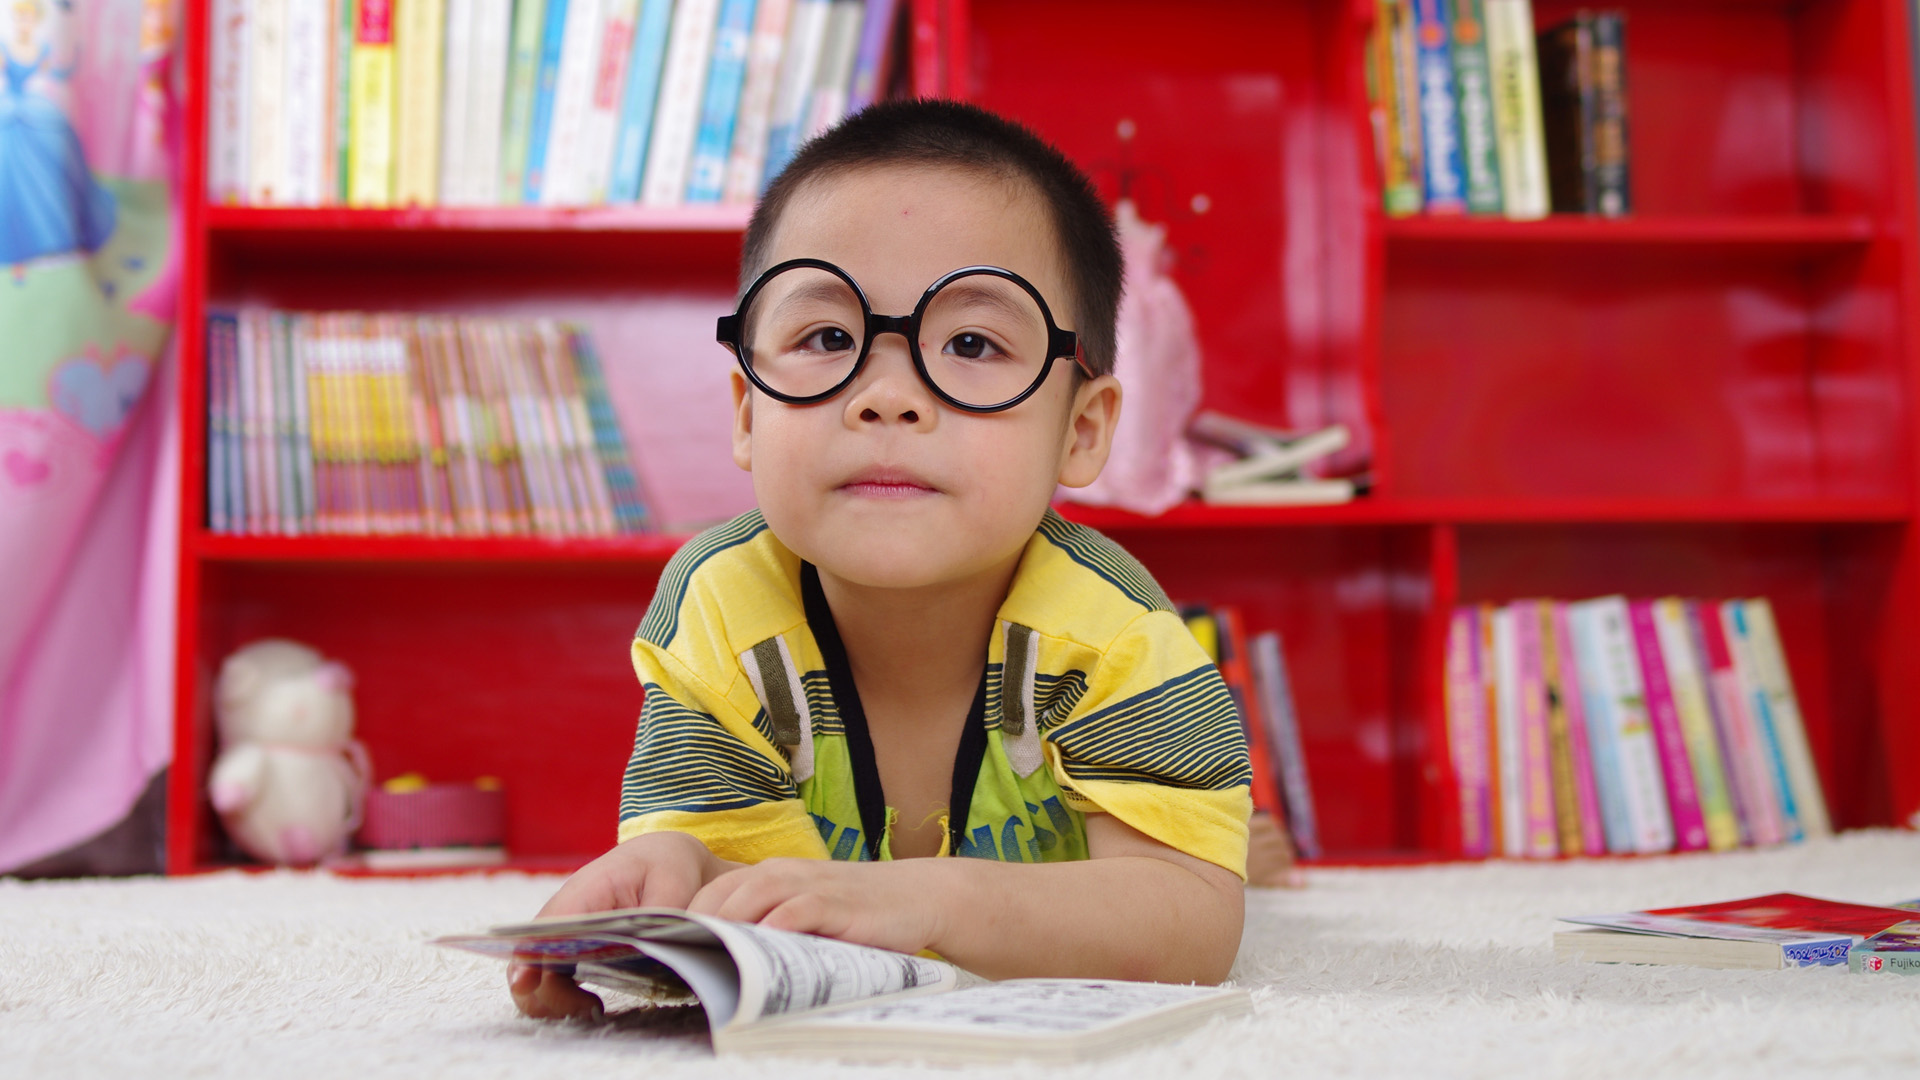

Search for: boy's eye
xmin=802 ymin=326 xmax=858 ymax=353
xmin=945 ymin=332 xmax=1005 ymax=361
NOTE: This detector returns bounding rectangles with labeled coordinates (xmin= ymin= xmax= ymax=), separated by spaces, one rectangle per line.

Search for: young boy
xmin=513 ymin=100 xmax=1253 ymax=1020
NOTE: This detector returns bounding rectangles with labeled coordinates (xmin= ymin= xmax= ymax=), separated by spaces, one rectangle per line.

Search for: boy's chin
xmin=798 ymin=533 xmax=1025 ymax=593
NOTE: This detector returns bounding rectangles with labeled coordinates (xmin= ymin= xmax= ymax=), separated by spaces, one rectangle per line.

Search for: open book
xmin=435 ymin=907 xmax=1251 ymax=1063
xmin=1554 ymin=893 xmax=1919 ymax=970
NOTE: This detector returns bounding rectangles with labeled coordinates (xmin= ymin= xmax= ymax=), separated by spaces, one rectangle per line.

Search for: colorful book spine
xmin=1739 ymin=599 xmax=1830 ymax=838
xmin=641 ymin=0 xmax=724 ymax=206
xmin=1511 ymin=600 xmax=1558 ymax=858
xmin=1447 ymin=0 xmax=1502 ymax=214
xmin=542 ymin=327 xmax=618 ymax=535
xmin=1538 ymin=599 xmax=1582 ymax=855
xmin=335 ymin=0 xmax=357 ymax=202
xmin=1549 ymin=602 xmax=1606 ymax=856
xmin=499 ymin=0 xmax=550 ymax=200
xmin=439 ymin=0 xmax=477 ymax=205
xmin=1445 ymin=607 xmax=1492 ymax=857
xmin=1479 ymin=605 xmax=1503 ymax=852
xmin=800 ymin=0 xmax=863 ymax=142
xmin=761 ymin=0 xmax=831 ymax=187
xmin=685 ymin=0 xmax=760 ymax=202
xmin=1371 ymin=0 xmax=1423 ymax=217
xmin=843 ymin=0 xmax=897 ymax=114
xmin=283 ymin=0 xmax=332 ymax=206
xmin=521 ymin=0 xmax=574 ymax=203
xmin=1410 ymin=0 xmax=1467 ymax=214
xmin=1564 ymin=600 xmax=1634 ymax=854
xmin=348 ymin=0 xmax=398 ymax=206
xmin=1214 ymin=609 xmax=1285 ymax=820
xmin=466 ymin=0 xmax=515 ymax=205
xmin=606 ymin=0 xmax=677 ymax=203
xmin=1588 ymin=11 xmax=1630 ymax=216
xmin=1652 ymin=597 xmax=1739 ymax=851
xmin=272 ymin=313 xmax=305 ymax=533
xmin=539 ymin=0 xmax=610 ymax=206
xmin=1482 ymin=0 xmax=1547 ymax=219
xmin=1696 ymin=601 xmax=1785 ymax=846
xmin=723 ymin=0 xmax=795 ymax=203
xmin=247 ymin=0 xmax=287 ymax=205
xmin=1490 ymin=604 xmax=1525 ymax=856
xmin=1628 ymin=599 xmax=1708 ymax=852
xmin=1250 ymin=630 xmax=1318 ymax=859
xmin=1587 ymin=596 xmax=1673 ymax=853
xmin=576 ymin=0 xmax=642 ymax=205
xmin=206 ymin=313 xmax=239 ymax=532
xmin=209 ymin=0 xmax=250 ymax=204
xmin=394 ymin=0 xmax=447 ymax=205
xmin=569 ymin=331 xmax=651 ymax=531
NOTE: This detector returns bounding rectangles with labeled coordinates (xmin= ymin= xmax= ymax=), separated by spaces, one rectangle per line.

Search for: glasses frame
xmin=716 ymin=258 xmax=1093 ymax=414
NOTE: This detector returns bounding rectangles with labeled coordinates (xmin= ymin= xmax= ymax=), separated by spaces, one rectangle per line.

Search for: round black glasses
xmin=716 ymin=259 xmax=1092 ymax=413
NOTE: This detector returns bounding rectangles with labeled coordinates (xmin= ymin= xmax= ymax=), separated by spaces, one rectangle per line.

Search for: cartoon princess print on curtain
xmin=1 ymin=0 xmax=119 ymax=279
xmin=0 ymin=0 xmax=180 ymax=874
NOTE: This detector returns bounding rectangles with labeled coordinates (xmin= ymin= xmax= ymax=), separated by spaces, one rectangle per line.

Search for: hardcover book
xmin=1557 ymin=894 xmax=1915 ymax=971
xmin=435 ymin=908 xmax=1251 ymax=1063
xmin=1446 ymin=0 xmax=1503 ymax=214
xmin=1410 ymin=0 xmax=1467 ymax=213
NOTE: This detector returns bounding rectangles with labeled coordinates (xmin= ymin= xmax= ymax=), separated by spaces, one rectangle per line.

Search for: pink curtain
xmin=0 ymin=0 xmax=180 ymax=872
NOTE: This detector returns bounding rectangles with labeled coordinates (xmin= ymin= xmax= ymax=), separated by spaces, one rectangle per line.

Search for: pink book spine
xmin=1445 ymin=607 xmax=1493 ymax=858
xmin=1628 ymin=599 xmax=1708 ymax=851
xmin=1512 ymin=600 xmax=1559 ymax=857
xmin=1551 ymin=602 xmax=1607 ymax=856
xmin=1698 ymin=601 xmax=1784 ymax=847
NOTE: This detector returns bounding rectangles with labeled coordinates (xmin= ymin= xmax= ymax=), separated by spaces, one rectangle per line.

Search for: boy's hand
xmin=686 ymin=857 xmax=944 ymax=956
xmin=510 ymin=831 xmax=738 ymax=1021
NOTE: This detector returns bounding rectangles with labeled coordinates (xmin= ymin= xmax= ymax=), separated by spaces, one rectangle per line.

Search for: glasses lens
xmin=741 ymin=266 xmax=867 ymax=399
xmin=919 ymin=272 xmax=1053 ymax=407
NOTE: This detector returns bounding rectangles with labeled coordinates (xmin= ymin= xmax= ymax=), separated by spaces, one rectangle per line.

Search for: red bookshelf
xmin=169 ymin=0 xmax=1920 ymax=873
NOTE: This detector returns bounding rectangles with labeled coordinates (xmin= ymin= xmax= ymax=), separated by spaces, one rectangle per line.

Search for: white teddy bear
xmin=209 ymin=639 xmax=369 ymax=866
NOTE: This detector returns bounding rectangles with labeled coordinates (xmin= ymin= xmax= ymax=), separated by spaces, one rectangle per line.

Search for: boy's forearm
xmin=913 ymin=855 xmax=1244 ymax=984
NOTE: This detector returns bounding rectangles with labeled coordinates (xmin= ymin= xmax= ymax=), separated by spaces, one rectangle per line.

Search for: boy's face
xmin=731 ymin=164 xmax=1121 ymax=592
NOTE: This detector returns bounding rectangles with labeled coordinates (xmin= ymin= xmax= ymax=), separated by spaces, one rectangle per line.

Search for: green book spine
xmin=1448 ymin=0 xmax=1503 ymax=214
xmin=499 ymin=0 xmax=550 ymax=204
xmin=336 ymin=0 xmax=355 ymax=201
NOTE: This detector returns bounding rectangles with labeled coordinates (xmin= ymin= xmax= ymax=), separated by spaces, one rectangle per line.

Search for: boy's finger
xmin=528 ymin=971 xmax=604 ymax=1021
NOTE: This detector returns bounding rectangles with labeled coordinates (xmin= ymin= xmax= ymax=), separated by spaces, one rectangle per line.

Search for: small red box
xmin=358 ymin=783 xmax=506 ymax=851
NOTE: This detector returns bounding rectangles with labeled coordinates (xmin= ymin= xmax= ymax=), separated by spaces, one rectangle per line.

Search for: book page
xmin=694 ymin=916 xmax=960 ymax=1030
xmin=768 ymin=979 xmax=1238 ymax=1037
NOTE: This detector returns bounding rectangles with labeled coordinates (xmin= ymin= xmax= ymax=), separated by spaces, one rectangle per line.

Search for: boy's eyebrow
xmin=766 ymin=278 xmax=862 ymax=316
xmin=925 ymin=280 xmax=1044 ymax=327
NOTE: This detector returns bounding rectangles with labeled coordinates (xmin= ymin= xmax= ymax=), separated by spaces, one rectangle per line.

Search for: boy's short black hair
xmin=742 ymin=99 xmax=1124 ymax=377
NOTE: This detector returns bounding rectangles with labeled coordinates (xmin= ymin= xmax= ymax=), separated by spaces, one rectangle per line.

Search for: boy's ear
xmin=1056 ymin=373 xmax=1122 ymax=489
xmin=730 ymin=370 xmax=754 ymax=471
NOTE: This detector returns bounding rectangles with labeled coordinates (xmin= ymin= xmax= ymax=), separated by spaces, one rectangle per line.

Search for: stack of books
xmin=1445 ymin=596 xmax=1829 ymax=859
xmin=209 ymin=0 xmax=901 ymax=209
xmin=1186 ymin=606 xmax=1320 ymax=860
xmin=1368 ymin=0 xmax=1631 ymax=219
xmin=204 ymin=310 xmax=652 ymax=537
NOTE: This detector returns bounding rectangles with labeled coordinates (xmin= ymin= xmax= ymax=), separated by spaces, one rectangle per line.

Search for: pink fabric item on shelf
xmin=1061 ymin=199 xmax=1204 ymax=516
xmin=0 ymin=0 xmax=181 ymax=872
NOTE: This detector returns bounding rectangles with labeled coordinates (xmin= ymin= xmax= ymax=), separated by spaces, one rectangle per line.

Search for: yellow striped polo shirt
xmin=618 ymin=508 xmax=1253 ymax=879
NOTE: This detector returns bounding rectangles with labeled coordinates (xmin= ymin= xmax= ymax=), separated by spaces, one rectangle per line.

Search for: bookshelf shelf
xmin=191 ymin=532 xmax=690 ymax=565
xmin=1381 ymin=214 xmax=1878 ymax=255
xmin=169 ymin=0 xmax=1920 ymax=871
xmin=1059 ymin=497 xmax=1912 ymax=531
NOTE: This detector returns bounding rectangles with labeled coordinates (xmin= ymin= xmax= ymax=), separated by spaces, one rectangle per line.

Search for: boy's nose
xmin=845 ymin=338 xmax=934 ymax=426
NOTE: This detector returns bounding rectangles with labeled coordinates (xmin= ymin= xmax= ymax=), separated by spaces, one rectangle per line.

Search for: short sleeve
xmin=620 ymin=637 xmax=830 ymax=863
xmin=1041 ymin=609 xmax=1253 ymax=879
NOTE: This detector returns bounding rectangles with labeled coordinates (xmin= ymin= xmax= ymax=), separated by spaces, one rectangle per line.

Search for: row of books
xmin=1444 ymin=596 xmax=1829 ymax=861
xmin=1186 ymin=606 xmax=1320 ymax=860
xmin=204 ymin=310 xmax=653 ymax=537
xmin=208 ymin=0 xmax=900 ymax=209
xmin=1368 ymin=1 xmax=1631 ymax=219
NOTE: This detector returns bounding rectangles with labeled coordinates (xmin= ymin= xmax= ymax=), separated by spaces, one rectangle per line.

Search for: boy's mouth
xmin=838 ymin=467 xmax=940 ymax=498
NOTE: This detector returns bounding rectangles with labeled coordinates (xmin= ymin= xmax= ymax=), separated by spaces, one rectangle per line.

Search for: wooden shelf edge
xmin=1382 ymin=213 xmax=1879 ymax=248
xmin=204 ymin=203 xmax=755 ymax=234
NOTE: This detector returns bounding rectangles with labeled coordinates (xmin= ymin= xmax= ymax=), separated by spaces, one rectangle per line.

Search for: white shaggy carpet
xmin=5 ymin=832 xmax=1920 ymax=1080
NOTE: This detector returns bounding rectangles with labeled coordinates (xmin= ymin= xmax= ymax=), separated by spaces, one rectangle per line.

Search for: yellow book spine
xmin=394 ymin=0 xmax=445 ymax=206
xmin=348 ymin=0 xmax=397 ymax=206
